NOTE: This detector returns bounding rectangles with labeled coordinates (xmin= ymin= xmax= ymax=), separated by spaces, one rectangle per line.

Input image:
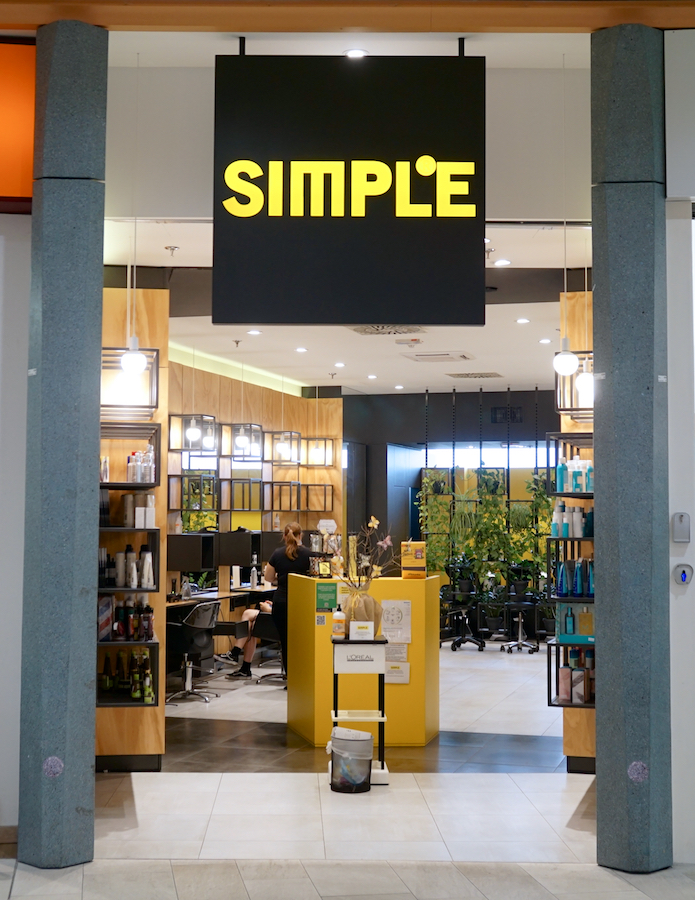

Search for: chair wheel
xmin=507 ymin=647 xmax=512 ymax=654
xmin=517 ymin=646 xmax=522 ymax=651
xmin=451 ymin=644 xmax=457 ymax=651
xmin=478 ymin=643 xmax=485 ymax=651
xmin=499 ymin=645 xmax=505 ymax=652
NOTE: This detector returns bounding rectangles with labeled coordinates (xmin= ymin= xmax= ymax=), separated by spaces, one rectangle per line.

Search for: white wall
xmin=666 ymin=202 xmax=695 ymax=863
xmin=104 ymin=65 xmax=591 ymax=222
xmin=665 ymin=30 xmax=695 ymax=200
xmin=0 ymin=214 xmax=30 ymax=829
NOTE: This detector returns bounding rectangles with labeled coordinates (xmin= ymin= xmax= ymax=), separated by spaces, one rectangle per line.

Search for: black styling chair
xmin=167 ymin=600 xmax=222 ymax=703
xmin=252 ymin=613 xmax=287 ymax=685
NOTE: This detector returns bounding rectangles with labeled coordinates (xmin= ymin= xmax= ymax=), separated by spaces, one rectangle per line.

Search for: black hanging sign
xmin=213 ymin=55 xmax=485 ymax=325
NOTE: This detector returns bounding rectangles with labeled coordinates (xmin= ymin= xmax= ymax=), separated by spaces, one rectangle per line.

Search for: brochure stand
xmin=330 ymin=636 xmax=389 ymax=785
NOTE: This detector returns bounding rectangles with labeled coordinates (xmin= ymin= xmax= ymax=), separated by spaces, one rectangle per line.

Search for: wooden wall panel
xmin=168 ymin=362 xmax=183 ymax=416
xmin=100 ymin=288 xmax=169 ymax=758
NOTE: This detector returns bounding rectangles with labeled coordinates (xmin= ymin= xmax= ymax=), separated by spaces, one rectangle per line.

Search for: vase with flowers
xmin=340 ymin=515 xmax=399 ymax=635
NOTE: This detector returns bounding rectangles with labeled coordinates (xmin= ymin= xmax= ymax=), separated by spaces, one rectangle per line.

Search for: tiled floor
xmin=6 ymin=857 xmax=695 ymax=900
xmin=87 ymin=771 xmax=597 ymax=863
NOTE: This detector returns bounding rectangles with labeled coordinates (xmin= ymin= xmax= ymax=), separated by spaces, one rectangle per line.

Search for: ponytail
xmin=283 ymin=522 xmax=302 ymax=559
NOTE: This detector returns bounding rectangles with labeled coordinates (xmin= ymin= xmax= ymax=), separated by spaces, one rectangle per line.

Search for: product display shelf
xmin=101 ymin=481 xmax=157 ymax=491
xmin=98 ymin=586 xmax=159 ymax=594
xmin=547 ymin=638 xmax=595 ymax=709
xmin=549 ymin=491 xmax=594 ymax=500
xmin=96 ymin=638 xmax=160 ymax=708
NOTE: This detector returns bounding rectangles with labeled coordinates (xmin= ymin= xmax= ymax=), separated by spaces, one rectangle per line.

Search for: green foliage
xmin=416 ymin=469 xmax=476 ymax=573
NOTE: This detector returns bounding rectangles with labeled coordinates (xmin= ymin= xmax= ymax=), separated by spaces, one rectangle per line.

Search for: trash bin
xmin=327 ymin=726 xmax=373 ymax=793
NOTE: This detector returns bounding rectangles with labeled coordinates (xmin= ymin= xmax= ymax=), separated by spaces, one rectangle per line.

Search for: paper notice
xmin=385 ymin=662 xmax=410 ymax=684
xmin=381 ymin=600 xmax=412 ymax=643
xmin=385 ymin=643 xmax=408 ymax=662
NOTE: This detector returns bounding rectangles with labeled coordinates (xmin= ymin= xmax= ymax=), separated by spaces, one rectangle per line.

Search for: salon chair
xmin=166 ymin=600 xmax=222 ymax=703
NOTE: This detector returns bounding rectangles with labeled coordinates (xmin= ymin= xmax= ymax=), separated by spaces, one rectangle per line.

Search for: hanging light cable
xmin=276 ymin=378 xmax=290 ymax=459
xmin=575 ymin=237 xmax=594 ymax=405
xmin=121 ymin=52 xmax=147 ymax=375
xmin=553 ymin=52 xmax=579 ymax=378
xmin=186 ymin=350 xmax=201 ymax=442
xmin=235 ymin=363 xmax=249 ymax=448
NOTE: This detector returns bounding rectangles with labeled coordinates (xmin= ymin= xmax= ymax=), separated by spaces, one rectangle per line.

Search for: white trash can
xmin=327 ymin=726 xmax=373 ymax=793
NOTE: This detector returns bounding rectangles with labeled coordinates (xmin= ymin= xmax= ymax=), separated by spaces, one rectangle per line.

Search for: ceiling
xmin=103 ymin=30 xmax=591 ymax=396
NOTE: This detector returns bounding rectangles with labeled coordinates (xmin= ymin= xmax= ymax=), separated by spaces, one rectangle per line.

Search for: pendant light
xmin=185 ymin=352 xmax=201 ymax=442
xmin=235 ymin=365 xmax=249 ymax=449
xmin=309 ymin=390 xmax=322 ymax=464
xmin=553 ymin=53 xmax=579 ymax=378
xmin=121 ymin=52 xmax=147 ymax=376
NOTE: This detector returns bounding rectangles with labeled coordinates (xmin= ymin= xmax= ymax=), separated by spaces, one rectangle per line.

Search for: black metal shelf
xmin=99 ymin=526 xmax=160 ymax=533
xmin=98 ymin=586 xmax=159 ymax=594
xmin=549 ymin=492 xmax=594 ymax=499
xmin=547 ymin=536 xmax=594 ymax=542
xmin=97 ymin=639 xmax=159 ymax=646
xmin=550 ymin=596 xmax=595 ymax=604
xmin=100 ymin=482 xmax=157 ymax=491
xmin=549 ymin=697 xmax=595 ymax=710
xmin=96 ymin=695 xmax=158 ymax=708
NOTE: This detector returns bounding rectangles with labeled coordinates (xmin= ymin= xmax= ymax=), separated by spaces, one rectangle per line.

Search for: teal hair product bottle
xmin=557 ymin=562 xmax=569 ymax=598
xmin=587 ymin=560 xmax=594 ymax=598
xmin=585 ymin=461 xmax=594 ymax=492
xmin=556 ymin=457 xmax=568 ymax=493
xmin=572 ymin=558 xmax=584 ymax=597
xmin=565 ymin=606 xmax=576 ymax=636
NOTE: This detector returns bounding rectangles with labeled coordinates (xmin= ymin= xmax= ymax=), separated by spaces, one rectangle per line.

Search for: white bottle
xmin=332 ymin=604 xmax=346 ymax=640
xmin=250 ymin=566 xmax=258 ymax=589
xmin=572 ymin=507 xmax=583 ymax=539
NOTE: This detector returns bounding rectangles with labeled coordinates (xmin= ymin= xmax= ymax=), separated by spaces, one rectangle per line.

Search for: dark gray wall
xmin=365 ymin=443 xmax=423 ymax=548
xmin=343 ymin=390 xmax=559 ymax=448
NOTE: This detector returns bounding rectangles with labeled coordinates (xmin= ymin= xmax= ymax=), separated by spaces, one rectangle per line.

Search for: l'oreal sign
xmin=334 ymin=642 xmax=386 ymax=674
xmin=213 ymin=56 xmax=485 ymax=326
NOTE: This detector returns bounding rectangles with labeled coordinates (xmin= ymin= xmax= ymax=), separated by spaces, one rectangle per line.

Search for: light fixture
xmin=553 ymin=337 xmax=580 ymax=375
xmin=266 ymin=376 xmax=301 ymax=464
xmin=247 ymin=329 xmax=262 ymax=336
xmin=539 ymin=338 xmax=551 ymax=344
xmin=202 ymin=424 xmax=216 ymax=450
xmin=186 ymin=418 xmax=202 ymax=442
xmin=483 ymin=237 xmax=491 ymax=244
xmin=296 ymin=347 xmax=307 ymax=353
xmin=395 ymin=385 xmax=404 ymax=390
xmin=235 ymin=426 xmax=249 ymax=448
xmin=516 ymin=318 xmax=530 ymax=325
xmin=345 ymin=49 xmax=368 ymax=58
xmin=301 ymin=388 xmax=335 ymax=467
xmin=101 ymin=347 xmax=159 ymax=421
xmin=494 ymin=258 xmax=511 ymax=267
xmin=575 ymin=359 xmax=594 ymax=406
xmin=368 ymin=374 xmax=377 ymax=380
xmin=335 ymin=362 xmax=345 ymax=368
xmin=120 ymin=335 xmax=147 ymax=374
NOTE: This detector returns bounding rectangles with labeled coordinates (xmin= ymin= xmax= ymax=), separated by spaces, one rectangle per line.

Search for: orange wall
xmin=0 ymin=42 xmax=35 ymax=199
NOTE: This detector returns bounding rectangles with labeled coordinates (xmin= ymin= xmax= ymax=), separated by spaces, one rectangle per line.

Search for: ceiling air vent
xmin=348 ymin=325 xmax=426 ymax=336
xmin=402 ymin=351 xmax=475 ymax=364
xmin=447 ymin=372 xmax=503 ymax=379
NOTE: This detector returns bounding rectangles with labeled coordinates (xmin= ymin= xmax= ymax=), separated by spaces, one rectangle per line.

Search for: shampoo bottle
xmin=585 ymin=460 xmax=594 ymax=492
xmin=586 ymin=560 xmax=594 ymax=598
xmin=556 ymin=457 xmax=568 ymax=492
xmin=572 ymin=558 xmax=584 ymax=597
xmin=572 ymin=456 xmax=583 ymax=492
xmin=332 ymin=604 xmax=346 ymax=640
xmin=565 ymin=606 xmax=576 ymax=635
xmin=556 ymin=563 xmax=569 ymax=598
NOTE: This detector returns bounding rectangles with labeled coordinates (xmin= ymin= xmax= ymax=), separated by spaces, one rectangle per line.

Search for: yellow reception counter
xmin=286 ymin=575 xmax=440 ymax=747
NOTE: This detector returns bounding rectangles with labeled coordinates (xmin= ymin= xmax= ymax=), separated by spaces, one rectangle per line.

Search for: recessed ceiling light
xmin=296 ymin=347 xmax=307 ymax=353
xmin=516 ymin=318 xmax=530 ymax=324
xmin=247 ymin=329 xmax=262 ymax=335
xmin=483 ymin=237 xmax=491 ymax=244
xmin=335 ymin=362 xmax=345 ymax=368
xmin=494 ymin=258 xmax=511 ymax=267
xmin=539 ymin=338 xmax=552 ymax=344
xmin=345 ymin=49 xmax=368 ymax=58
xmin=395 ymin=385 xmax=404 ymax=390
xmin=367 ymin=374 xmax=377 ymax=379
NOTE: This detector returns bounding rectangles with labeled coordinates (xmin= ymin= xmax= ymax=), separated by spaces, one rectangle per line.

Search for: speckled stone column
xmin=592 ymin=24 xmax=672 ymax=873
xmin=18 ymin=21 xmax=107 ymax=868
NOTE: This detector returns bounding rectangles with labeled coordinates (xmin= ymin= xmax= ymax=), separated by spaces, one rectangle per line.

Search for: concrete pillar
xmin=18 ymin=21 xmax=107 ymax=868
xmin=592 ymin=24 xmax=672 ymax=873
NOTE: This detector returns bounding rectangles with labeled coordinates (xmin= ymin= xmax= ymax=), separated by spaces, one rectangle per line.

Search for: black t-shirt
xmin=268 ymin=545 xmax=312 ymax=602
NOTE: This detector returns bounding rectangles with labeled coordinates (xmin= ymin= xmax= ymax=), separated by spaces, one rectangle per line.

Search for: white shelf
xmin=331 ymin=709 xmax=387 ymax=723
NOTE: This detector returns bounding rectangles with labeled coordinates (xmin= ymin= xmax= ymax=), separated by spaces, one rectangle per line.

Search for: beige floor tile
xmin=387 ymin=860 xmax=484 ymax=897
xmin=553 ymin=893 xmax=650 ymax=900
xmin=242 ymin=875 xmax=320 ymax=900
xmin=84 ymin=860 xmax=173 ymax=874
xmin=563 ymin=842 xmax=598 ymax=864
xmin=214 ymin=790 xmax=321 ymax=816
xmin=11 ymin=863 xmax=83 ymax=897
xmin=324 ymin=843 xmax=451 ymax=862
xmin=206 ymin=813 xmax=323 ymax=842
xmin=448 ymin=842 xmax=578 ymax=863
xmin=218 ymin=773 xmax=319 ymax=792
xmin=524 ymin=792 xmax=596 ymax=818
xmin=422 ymin=789 xmax=537 ymax=817
xmin=520 ymin=863 xmax=636 ymax=895
xmin=319 ymin=791 xmax=431 ymax=817
xmin=94 ymin=813 xmax=210 ymax=842
xmin=542 ymin=815 xmax=597 ymax=844
xmin=319 ymin=895 xmax=413 ymax=900
xmin=322 ymin=814 xmax=441 ymax=843
xmin=434 ymin=813 xmax=560 ymax=844
xmin=199 ymin=841 xmax=325 ymax=860
xmin=237 ymin=860 xmax=308 ymax=880
xmin=82 ymin=866 xmax=178 ymax=900
xmin=124 ymin=772 xmax=222 ymax=792
xmin=92 ymin=840 xmax=202 ymax=859
xmin=510 ymin=775 xmax=596 ymax=794
xmin=617 ymin=870 xmax=695 ymax=900
xmin=303 ymin=861 xmax=408 ymax=896
xmin=414 ymin=774 xmax=519 ymax=793
xmin=106 ymin=790 xmax=218 ymax=816
xmin=456 ymin=860 xmax=558 ymax=898
xmin=171 ymin=861 xmax=249 ymax=900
